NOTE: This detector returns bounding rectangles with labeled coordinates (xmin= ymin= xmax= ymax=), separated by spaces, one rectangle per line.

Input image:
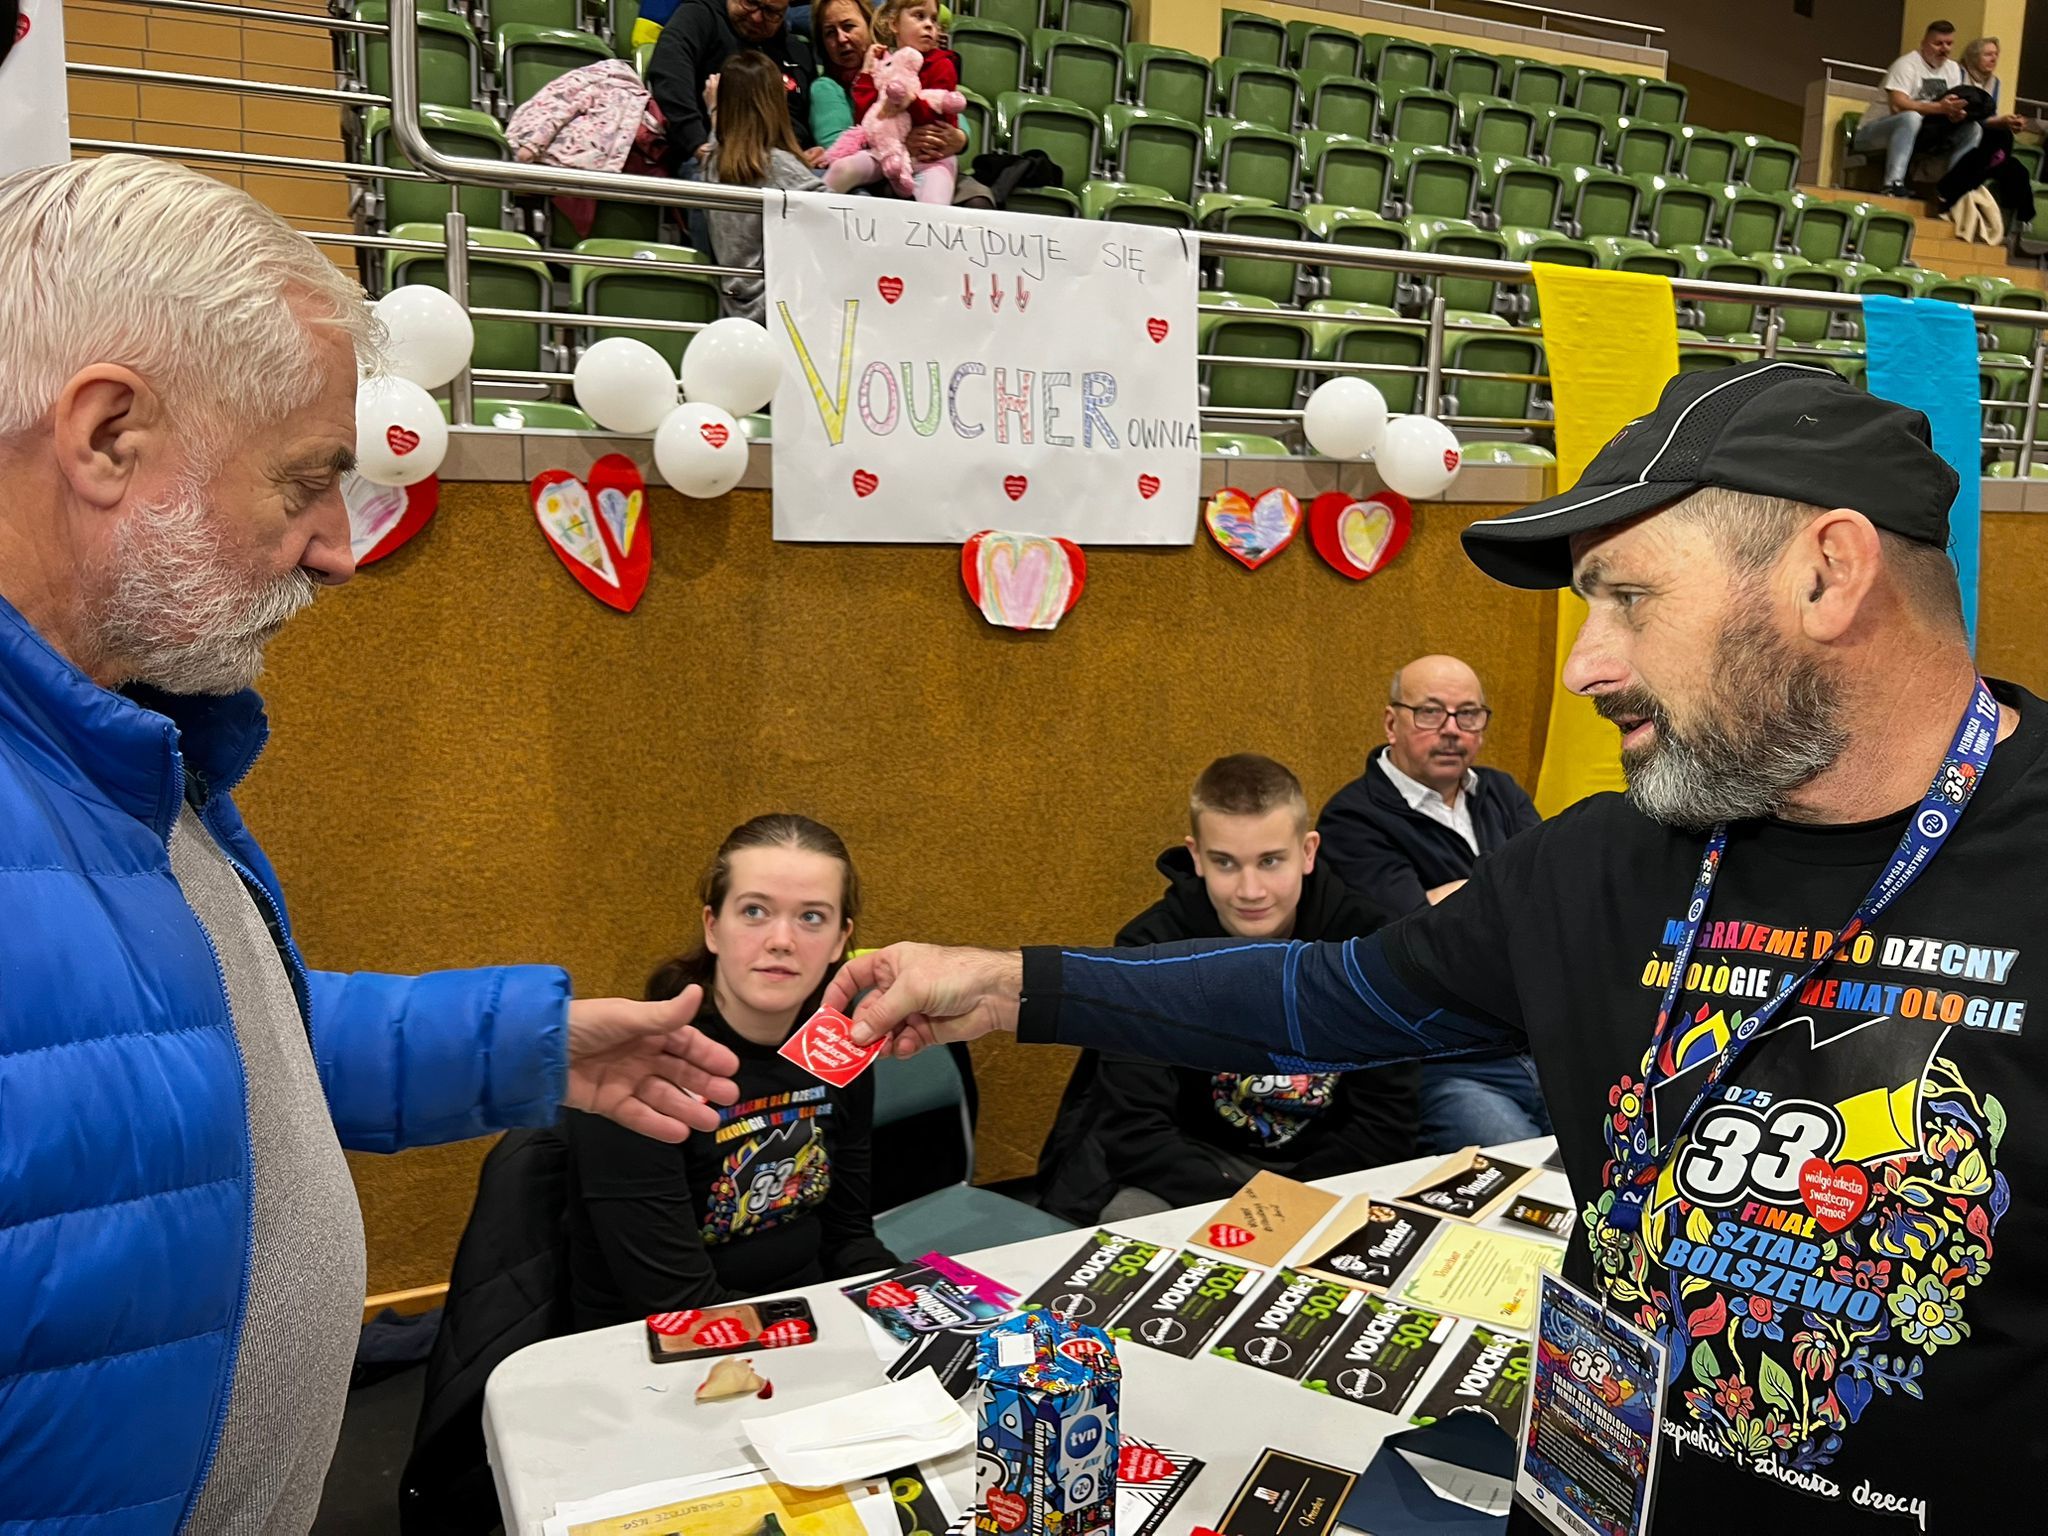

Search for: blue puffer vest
xmin=0 ymin=594 xmax=570 ymax=1533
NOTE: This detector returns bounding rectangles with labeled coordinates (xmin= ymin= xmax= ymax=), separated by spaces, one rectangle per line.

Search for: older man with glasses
xmin=1314 ymin=653 xmax=1548 ymax=1152
xmin=648 ymin=0 xmax=827 ymax=175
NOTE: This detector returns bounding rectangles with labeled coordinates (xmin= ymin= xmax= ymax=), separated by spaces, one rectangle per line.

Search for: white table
xmin=485 ymin=1137 xmax=1565 ymax=1535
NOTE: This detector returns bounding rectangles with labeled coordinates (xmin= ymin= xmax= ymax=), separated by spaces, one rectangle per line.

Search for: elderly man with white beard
xmin=0 ymin=155 xmax=742 ymax=1533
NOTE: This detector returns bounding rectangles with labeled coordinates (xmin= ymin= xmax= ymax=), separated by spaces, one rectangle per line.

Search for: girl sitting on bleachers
xmin=701 ymin=51 xmax=825 ymax=320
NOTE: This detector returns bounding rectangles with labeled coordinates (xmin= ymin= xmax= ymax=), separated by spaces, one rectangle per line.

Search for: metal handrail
xmin=1411 ymin=0 xmax=1662 ymax=47
xmin=69 ymin=59 xmax=387 ymax=106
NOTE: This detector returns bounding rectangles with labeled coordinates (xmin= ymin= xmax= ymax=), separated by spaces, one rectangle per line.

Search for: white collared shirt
xmin=1378 ymin=752 xmax=1481 ymax=855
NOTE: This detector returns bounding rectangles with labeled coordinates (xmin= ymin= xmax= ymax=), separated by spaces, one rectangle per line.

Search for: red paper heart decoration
xmin=1799 ymin=1157 xmax=1871 ymax=1234
xmin=1203 ymin=486 xmax=1300 ymax=570
xmin=1120 ymin=1446 xmax=1175 ymax=1485
xmin=15 ymin=12 xmax=30 ymax=40
xmin=531 ymin=453 xmax=651 ymax=612
xmin=386 ymin=425 xmax=421 ymax=456
xmin=1137 ymin=473 xmax=1161 ymax=499
xmin=986 ymin=1492 xmax=1028 ymax=1533
xmin=877 ymin=275 xmax=905 ymax=303
xmin=852 ymin=468 xmax=880 ymax=498
xmin=866 ymin=1280 xmax=917 ymax=1310
xmin=693 ymin=1316 xmax=751 ymax=1348
xmin=1002 ymin=474 xmax=1029 ymax=501
xmin=343 ymin=471 xmax=438 ymax=566
xmin=1207 ymin=1222 xmax=1257 ymax=1250
xmin=760 ymin=1317 xmax=816 ymax=1348
xmin=1145 ymin=317 xmax=1169 ymax=343
xmin=1309 ymin=490 xmax=1412 ymax=582
xmin=961 ymin=530 xmax=1086 ymax=631
xmin=1058 ymin=1337 xmax=1108 ymax=1363
xmin=648 ymin=1309 xmax=704 ymax=1336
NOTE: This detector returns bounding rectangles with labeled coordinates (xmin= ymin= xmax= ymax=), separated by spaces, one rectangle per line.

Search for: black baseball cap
xmin=1460 ymin=360 xmax=1960 ymax=589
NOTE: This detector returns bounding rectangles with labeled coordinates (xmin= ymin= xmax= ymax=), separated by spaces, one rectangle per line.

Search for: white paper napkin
xmin=742 ymin=1370 xmax=974 ymax=1488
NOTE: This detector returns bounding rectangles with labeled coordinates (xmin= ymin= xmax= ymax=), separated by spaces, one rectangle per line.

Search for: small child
xmin=823 ymin=0 xmax=963 ymax=204
xmin=702 ymin=51 xmax=824 ymax=322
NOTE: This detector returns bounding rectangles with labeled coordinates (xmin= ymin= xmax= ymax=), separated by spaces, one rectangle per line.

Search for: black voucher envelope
xmin=1217 ymin=1450 xmax=1356 ymax=1536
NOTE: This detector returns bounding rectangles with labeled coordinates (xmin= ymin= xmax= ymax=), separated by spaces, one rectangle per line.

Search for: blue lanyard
xmin=1607 ymin=677 xmax=2002 ymax=1233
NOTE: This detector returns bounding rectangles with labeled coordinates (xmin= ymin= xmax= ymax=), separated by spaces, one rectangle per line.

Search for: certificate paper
xmin=1396 ymin=1226 xmax=1563 ymax=1332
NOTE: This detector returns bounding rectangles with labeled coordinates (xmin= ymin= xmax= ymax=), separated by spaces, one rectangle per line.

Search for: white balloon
xmin=1377 ymin=414 xmax=1463 ymax=499
xmin=374 ymin=285 xmax=475 ymax=389
xmin=1302 ymin=375 xmax=1389 ymax=459
xmin=653 ymin=403 xmax=747 ymax=498
xmin=354 ymin=376 xmax=447 ymax=486
xmin=573 ymin=337 xmax=679 ymax=434
xmin=680 ymin=317 xmax=781 ymax=417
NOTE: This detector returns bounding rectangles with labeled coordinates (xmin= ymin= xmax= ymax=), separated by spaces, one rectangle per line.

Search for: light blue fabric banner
xmin=1862 ymin=293 xmax=1981 ymax=645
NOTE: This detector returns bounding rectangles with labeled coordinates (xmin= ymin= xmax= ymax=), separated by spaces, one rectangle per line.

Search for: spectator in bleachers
xmin=1314 ymin=655 xmax=1549 ymax=1154
xmin=1935 ymin=38 xmax=2038 ymax=227
xmin=1850 ymin=19 xmax=1981 ymax=198
xmin=648 ymin=0 xmax=825 ymax=175
xmin=822 ymin=0 xmax=964 ymax=204
xmin=812 ymin=0 xmax=988 ymax=206
xmin=704 ymin=50 xmax=824 ymax=321
xmin=1034 ymin=755 xmax=1416 ymax=1223
xmin=563 ymin=814 xmax=897 ymax=1323
xmin=506 ymin=59 xmax=670 ymax=240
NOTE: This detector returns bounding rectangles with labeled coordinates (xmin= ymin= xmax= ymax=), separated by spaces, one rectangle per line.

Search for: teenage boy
xmin=1036 ymin=755 xmax=1417 ymax=1221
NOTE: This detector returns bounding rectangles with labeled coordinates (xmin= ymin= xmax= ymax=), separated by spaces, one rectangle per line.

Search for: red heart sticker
xmin=693 ymin=1316 xmax=752 ymax=1348
xmin=1058 ymin=1337 xmax=1107 ymax=1363
xmin=648 ymin=1309 xmax=704 ymax=1336
xmin=700 ymin=421 xmax=731 ymax=449
xmin=1800 ymin=1158 xmax=1871 ymax=1234
xmin=15 ymin=12 xmax=29 ymax=40
xmin=1308 ymin=490 xmax=1411 ymax=583
xmin=760 ymin=1317 xmax=815 ymax=1348
xmin=779 ymin=1005 xmax=885 ymax=1087
xmin=1119 ymin=1446 xmax=1175 ymax=1485
xmin=986 ymin=1491 xmax=1028 ymax=1532
xmin=866 ymin=1280 xmax=917 ymax=1310
xmin=1137 ymin=473 xmax=1161 ymax=499
xmin=1145 ymin=317 xmax=1169 ymax=343
xmin=530 ymin=455 xmax=652 ymax=613
xmin=1443 ymin=447 xmax=1460 ymax=473
xmin=1207 ymin=1222 xmax=1257 ymax=1250
xmin=852 ymin=468 xmax=880 ymax=498
xmin=386 ymin=425 xmax=421 ymax=456
xmin=878 ymin=275 xmax=905 ymax=303
xmin=1002 ymin=474 xmax=1028 ymax=501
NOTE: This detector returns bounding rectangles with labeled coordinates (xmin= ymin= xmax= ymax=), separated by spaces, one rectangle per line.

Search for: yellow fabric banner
xmin=1527 ymin=265 xmax=1680 ymax=816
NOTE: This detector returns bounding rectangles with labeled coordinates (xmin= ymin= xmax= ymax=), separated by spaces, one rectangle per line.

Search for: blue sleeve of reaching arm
xmin=1016 ymin=932 xmax=1522 ymax=1073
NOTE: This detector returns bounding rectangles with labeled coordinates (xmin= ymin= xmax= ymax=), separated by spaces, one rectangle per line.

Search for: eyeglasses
xmin=735 ymin=0 xmax=788 ymax=17
xmin=1394 ymin=702 xmax=1492 ymax=732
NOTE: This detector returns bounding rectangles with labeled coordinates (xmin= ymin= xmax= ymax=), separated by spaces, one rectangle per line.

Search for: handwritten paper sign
xmin=766 ymin=194 xmax=1201 ymax=544
xmin=1 ymin=0 xmax=70 ymax=177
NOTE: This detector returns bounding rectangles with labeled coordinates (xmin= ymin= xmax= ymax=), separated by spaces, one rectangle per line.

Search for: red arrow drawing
xmin=990 ymin=272 xmax=1004 ymax=311
xmin=1016 ymin=276 xmax=1031 ymax=310
xmin=962 ymin=272 xmax=973 ymax=308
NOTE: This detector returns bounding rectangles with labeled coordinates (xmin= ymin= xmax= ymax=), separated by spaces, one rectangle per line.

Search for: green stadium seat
xmin=1610 ymin=115 xmax=1677 ymax=176
xmin=1631 ymin=172 xmax=1714 ymax=249
xmin=453 ymin=399 xmax=597 ymax=430
xmin=1850 ymin=203 xmax=1915 ymax=269
xmin=1102 ymin=104 xmax=1202 ymax=203
xmin=1850 ymin=265 xmax=1915 ymax=300
xmin=1123 ymin=44 xmax=1209 ymax=122
xmin=1986 ymin=457 xmax=2048 ymax=478
xmin=1806 ymin=338 xmax=1865 ymax=387
xmin=1677 ymin=328 xmax=1745 ymax=373
xmin=1383 ymin=84 xmax=1459 ymax=146
xmin=608 ymin=0 xmax=638 ymax=55
xmin=1287 ymin=21 xmax=1363 ymax=78
xmin=1199 ymin=290 xmax=1312 ymax=415
xmin=1219 ymin=8 xmax=1285 ymax=65
xmin=998 ymin=91 xmax=1101 ymax=190
xmin=1213 ymin=57 xmax=1301 ymax=132
xmin=1754 ymin=252 xmax=1840 ymax=346
xmin=958 ymin=88 xmax=992 ymax=161
xmin=1670 ymin=244 xmax=1769 ymax=338
xmin=1079 ymin=178 xmax=1194 ymax=226
xmin=1461 ymin=440 xmax=1558 ymax=465
xmin=1477 ymin=155 xmax=1566 ymax=231
xmin=1459 ymin=93 xmax=1536 ymax=158
xmin=1436 ymin=45 xmax=1503 ymax=100
xmin=1427 ymin=219 xmax=1512 ymax=317
xmin=1819 ymin=258 xmax=1881 ymax=336
xmin=352 ymin=4 xmax=480 ymax=110
xmin=1306 ymin=299 xmax=1425 ymax=412
xmin=1539 ymin=106 xmax=1607 ymax=168
xmin=1499 ymin=226 xmax=1594 ymax=319
xmin=495 ymin=24 xmax=613 ymax=108
xmin=1984 ymin=286 xmax=2048 ymax=356
xmin=361 ymin=104 xmax=505 ymax=233
xmin=1202 ymin=430 xmax=1293 ymax=456
xmin=1591 ymin=234 xmax=1685 ymax=277
xmin=1572 ymin=69 xmax=1630 ymax=118
xmin=2009 ymin=143 xmax=2045 ymax=180
xmin=971 ymin=0 xmax=1045 ymax=34
xmin=1739 ymin=134 xmax=1800 ymax=193
xmin=1030 ymin=30 xmax=1121 ymax=112
xmin=1788 ymin=194 xmax=1856 ymax=263
xmin=953 ymin=19 xmax=1029 ymax=99
xmin=1053 ymin=0 xmax=1131 ymax=44
xmin=570 ymin=238 xmax=718 ymax=371
xmin=1505 ymin=57 xmax=1566 ymax=109
xmin=488 ymin=0 xmax=578 ymax=31
xmin=1887 ymin=264 xmax=1947 ymax=296
xmin=1302 ymin=73 xmax=1380 ymax=140
xmin=386 ymin=222 xmax=551 ymax=374
xmin=1446 ymin=317 xmax=1542 ymax=423
xmin=1712 ymin=183 xmax=1791 ymax=257
xmin=1204 ymin=116 xmax=1303 ymax=206
xmin=1563 ymin=164 xmax=1641 ymax=240
xmin=1675 ymin=126 xmax=1741 ymax=186
xmin=1923 ymin=276 xmax=1978 ymax=308
xmin=1302 ymin=132 xmax=1393 ymax=212
xmin=1370 ymin=35 xmax=1438 ymax=90
xmin=1203 ymin=202 xmax=1311 ymax=304
xmin=1006 ymin=186 xmax=1081 ymax=216
xmin=544 ymin=196 xmax=663 ymax=248
xmin=1303 ymin=204 xmax=1407 ymax=308
xmin=1628 ymin=75 xmax=1687 ymax=124
xmin=1392 ymin=144 xmax=1480 ymax=220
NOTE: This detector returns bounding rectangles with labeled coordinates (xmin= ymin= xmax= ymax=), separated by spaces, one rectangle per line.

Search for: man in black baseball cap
xmin=829 ymin=358 xmax=2047 ymax=1533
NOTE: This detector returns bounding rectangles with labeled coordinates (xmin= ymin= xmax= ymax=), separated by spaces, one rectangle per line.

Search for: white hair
xmin=0 ymin=155 xmax=375 ymax=467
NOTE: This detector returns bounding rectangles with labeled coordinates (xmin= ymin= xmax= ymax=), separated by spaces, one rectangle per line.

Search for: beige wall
xmin=1901 ymin=0 xmax=2027 ymax=106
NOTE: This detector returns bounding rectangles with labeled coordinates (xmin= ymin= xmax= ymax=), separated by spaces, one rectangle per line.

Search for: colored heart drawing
xmin=342 ymin=471 xmax=438 ymax=566
xmin=386 ymin=425 xmax=421 ymax=456
xmin=852 ymin=468 xmax=880 ymax=498
xmin=1309 ymin=490 xmax=1412 ymax=582
xmin=1145 ymin=317 xmax=1169 ymax=343
xmin=700 ymin=421 xmax=730 ymax=449
xmin=1206 ymin=1222 xmax=1257 ymax=1250
xmin=1203 ymin=486 xmax=1301 ymax=570
xmin=1137 ymin=473 xmax=1161 ymax=499
xmin=530 ymin=453 xmax=652 ymax=612
xmin=877 ymin=275 xmax=905 ymax=303
xmin=1799 ymin=1157 xmax=1871 ymax=1234
xmin=1002 ymin=474 xmax=1029 ymax=501
xmin=961 ymin=530 xmax=1086 ymax=632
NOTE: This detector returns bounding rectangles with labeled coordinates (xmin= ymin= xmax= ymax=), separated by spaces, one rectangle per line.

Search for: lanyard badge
xmin=1606 ymin=678 xmax=2001 ymax=1234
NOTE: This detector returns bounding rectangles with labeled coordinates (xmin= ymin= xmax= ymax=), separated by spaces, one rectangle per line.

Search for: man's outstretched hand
xmin=822 ymin=944 xmax=1026 ymax=1057
xmin=564 ymin=986 xmax=742 ymax=1142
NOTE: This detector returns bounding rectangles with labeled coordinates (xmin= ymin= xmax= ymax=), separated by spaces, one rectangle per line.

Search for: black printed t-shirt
xmin=1020 ymin=681 xmax=2047 ymax=1533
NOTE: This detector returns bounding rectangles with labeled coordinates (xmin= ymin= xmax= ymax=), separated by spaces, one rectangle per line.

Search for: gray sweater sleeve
xmin=704 ymin=149 xmax=824 ymax=324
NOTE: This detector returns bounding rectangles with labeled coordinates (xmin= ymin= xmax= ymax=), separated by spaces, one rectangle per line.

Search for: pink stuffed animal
xmin=823 ymin=45 xmax=966 ymax=197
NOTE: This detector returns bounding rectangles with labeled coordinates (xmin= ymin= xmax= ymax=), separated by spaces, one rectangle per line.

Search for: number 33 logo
xmin=1675 ymin=1099 xmax=1843 ymax=1206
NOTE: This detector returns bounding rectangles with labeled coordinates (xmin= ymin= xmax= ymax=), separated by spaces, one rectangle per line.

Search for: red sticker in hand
xmin=648 ymin=1309 xmax=704 ymax=1336
xmin=779 ymin=1005 xmax=885 ymax=1087
xmin=1800 ymin=1158 xmax=1871 ymax=1233
xmin=1207 ymin=1222 xmax=1257 ymax=1250
xmin=693 ymin=1316 xmax=752 ymax=1348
